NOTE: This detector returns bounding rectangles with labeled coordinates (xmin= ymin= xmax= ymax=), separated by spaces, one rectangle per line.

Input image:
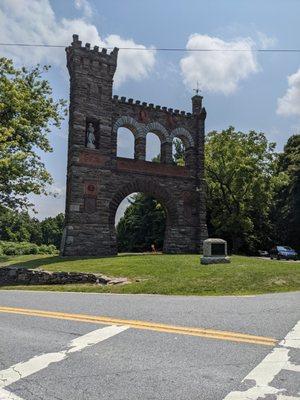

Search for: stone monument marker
xmin=201 ymin=238 xmax=230 ymax=264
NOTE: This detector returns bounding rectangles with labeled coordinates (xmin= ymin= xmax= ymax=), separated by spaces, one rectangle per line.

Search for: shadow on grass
xmin=116 ymin=252 xmax=164 ymax=258
xmin=1 ymin=252 xmax=167 ymax=271
xmin=3 ymin=256 xmax=75 ymax=270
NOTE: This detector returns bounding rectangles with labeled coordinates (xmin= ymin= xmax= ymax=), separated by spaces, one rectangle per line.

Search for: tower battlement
xmin=66 ymin=34 xmax=118 ymax=74
xmin=112 ymin=95 xmax=196 ymax=118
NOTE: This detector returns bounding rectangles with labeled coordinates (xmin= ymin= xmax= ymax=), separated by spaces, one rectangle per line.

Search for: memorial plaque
xmin=84 ymin=197 xmax=96 ymax=213
xmin=84 ymin=181 xmax=98 ymax=196
xmin=201 ymin=238 xmax=230 ymax=265
xmin=211 ymin=243 xmax=225 ymax=256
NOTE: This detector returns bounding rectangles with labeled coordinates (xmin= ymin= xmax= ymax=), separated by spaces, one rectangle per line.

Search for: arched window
xmin=170 ymin=128 xmax=194 ymax=167
xmin=146 ymin=132 xmax=161 ymax=162
xmin=172 ymin=137 xmax=186 ymax=166
xmin=117 ymin=127 xmax=135 ymax=159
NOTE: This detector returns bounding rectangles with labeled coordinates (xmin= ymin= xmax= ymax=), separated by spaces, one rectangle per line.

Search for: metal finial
xmin=193 ymin=81 xmax=201 ymax=95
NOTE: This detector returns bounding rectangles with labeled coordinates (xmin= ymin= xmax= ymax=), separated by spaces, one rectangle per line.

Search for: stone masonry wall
xmin=0 ymin=267 xmax=128 ymax=286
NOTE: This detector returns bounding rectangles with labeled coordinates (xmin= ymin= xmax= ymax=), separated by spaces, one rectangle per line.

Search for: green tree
xmin=206 ymin=127 xmax=280 ymax=253
xmin=172 ymin=138 xmax=185 ymax=166
xmin=117 ymin=194 xmax=166 ymax=252
xmin=0 ymin=209 xmax=64 ymax=249
xmin=273 ymin=135 xmax=300 ymax=250
xmin=0 ymin=57 xmax=66 ymax=211
xmin=40 ymin=213 xmax=65 ymax=248
xmin=0 ymin=209 xmax=42 ymax=243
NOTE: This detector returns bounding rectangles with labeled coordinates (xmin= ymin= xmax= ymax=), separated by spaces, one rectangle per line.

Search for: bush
xmin=0 ymin=241 xmax=58 ymax=256
xmin=38 ymin=244 xmax=57 ymax=254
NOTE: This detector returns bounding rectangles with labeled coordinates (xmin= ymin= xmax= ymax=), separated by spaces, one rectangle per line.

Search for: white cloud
xmin=257 ymin=31 xmax=277 ymax=49
xmin=0 ymin=0 xmax=156 ymax=87
xmin=50 ymin=185 xmax=64 ymax=198
xmin=28 ymin=192 xmax=65 ymax=220
xmin=180 ymin=34 xmax=259 ymax=94
xmin=105 ymin=35 xmax=156 ymax=86
xmin=277 ymin=68 xmax=300 ymax=116
xmin=74 ymin=0 xmax=92 ymax=18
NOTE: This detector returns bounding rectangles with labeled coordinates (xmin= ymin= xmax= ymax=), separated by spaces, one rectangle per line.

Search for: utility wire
xmin=1 ymin=43 xmax=300 ymax=52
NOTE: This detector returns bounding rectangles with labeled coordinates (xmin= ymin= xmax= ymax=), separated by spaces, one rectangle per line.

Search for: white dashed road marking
xmin=0 ymin=325 xmax=129 ymax=400
xmin=1 ymin=319 xmax=299 ymax=400
xmin=223 ymin=320 xmax=300 ymax=400
xmin=0 ymin=387 xmax=25 ymax=400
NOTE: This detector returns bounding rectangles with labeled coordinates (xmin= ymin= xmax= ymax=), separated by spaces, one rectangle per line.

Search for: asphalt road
xmin=0 ymin=290 xmax=299 ymax=400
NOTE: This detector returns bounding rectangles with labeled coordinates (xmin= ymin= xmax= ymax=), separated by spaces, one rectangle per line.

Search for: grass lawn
xmin=0 ymin=253 xmax=299 ymax=296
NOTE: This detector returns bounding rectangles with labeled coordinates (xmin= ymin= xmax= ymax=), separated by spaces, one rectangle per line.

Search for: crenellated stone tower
xmin=61 ymin=34 xmax=208 ymax=256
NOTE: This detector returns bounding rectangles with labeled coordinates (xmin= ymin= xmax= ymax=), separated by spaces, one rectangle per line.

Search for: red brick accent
xmin=117 ymin=157 xmax=190 ymax=177
xmin=84 ymin=181 xmax=98 ymax=196
xmin=79 ymin=151 xmax=109 ymax=166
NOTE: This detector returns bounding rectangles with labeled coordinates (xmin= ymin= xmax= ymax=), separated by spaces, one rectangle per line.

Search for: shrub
xmin=38 ymin=244 xmax=57 ymax=254
xmin=0 ymin=241 xmax=58 ymax=256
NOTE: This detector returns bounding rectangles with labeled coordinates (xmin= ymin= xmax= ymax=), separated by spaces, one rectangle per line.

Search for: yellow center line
xmin=0 ymin=306 xmax=277 ymax=346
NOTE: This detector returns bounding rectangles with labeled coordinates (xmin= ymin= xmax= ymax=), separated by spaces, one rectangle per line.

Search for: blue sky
xmin=1 ymin=0 xmax=300 ymax=219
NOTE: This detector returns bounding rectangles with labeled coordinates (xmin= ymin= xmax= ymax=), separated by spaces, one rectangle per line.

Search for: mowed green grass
xmin=0 ymin=253 xmax=299 ymax=296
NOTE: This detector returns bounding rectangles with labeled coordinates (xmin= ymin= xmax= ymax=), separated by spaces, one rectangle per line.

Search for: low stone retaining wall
xmin=0 ymin=266 xmax=129 ymax=286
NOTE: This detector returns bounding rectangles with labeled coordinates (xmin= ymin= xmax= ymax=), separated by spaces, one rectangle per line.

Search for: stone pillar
xmin=192 ymin=94 xmax=203 ymax=115
xmin=192 ymin=95 xmax=208 ymax=250
xmin=61 ymin=35 xmax=118 ymax=256
xmin=161 ymin=141 xmax=172 ymax=164
xmin=185 ymin=147 xmax=195 ymax=169
xmin=134 ymin=136 xmax=146 ymax=160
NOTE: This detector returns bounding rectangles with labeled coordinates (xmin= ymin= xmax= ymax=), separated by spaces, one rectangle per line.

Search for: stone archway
xmin=170 ymin=127 xmax=194 ymax=148
xmin=108 ymin=179 xmax=177 ymax=254
xmin=61 ymin=35 xmax=208 ymax=257
xmin=170 ymin=127 xmax=195 ymax=168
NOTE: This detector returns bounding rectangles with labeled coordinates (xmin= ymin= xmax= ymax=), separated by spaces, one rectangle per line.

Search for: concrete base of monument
xmin=200 ymin=256 xmax=231 ymax=265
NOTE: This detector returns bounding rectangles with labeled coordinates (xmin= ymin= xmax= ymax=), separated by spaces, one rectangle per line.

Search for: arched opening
xmin=115 ymin=192 xmax=166 ymax=253
xmin=172 ymin=137 xmax=186 ymax=166
xmin=117 ymin=127 xmax=135 ymax=159
xmin=146 ymin=132 xmax=161 ymax=162
xmin=170 ymin=128 xmax=194 ymax=168
xmin=109 ymin=179 xmax=178 ymax=255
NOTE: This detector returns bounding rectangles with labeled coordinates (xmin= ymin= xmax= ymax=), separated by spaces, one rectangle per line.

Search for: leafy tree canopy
xmin=117 ymin=128 xmax=290 ymax=254
xmin=274 ymin=134 xmax=300 ymax=250
xmin=0 ymin=209 xmax=64 ymax=249
xmin=172 ymin=138 xmax=185 ymax=166
xmin=206 ymin=127 xmax=285 ymax=253
xmin=40 ymin=213 xmax=65 ymax=248
xmin=0 ymin=57 xmax=67 ymax=211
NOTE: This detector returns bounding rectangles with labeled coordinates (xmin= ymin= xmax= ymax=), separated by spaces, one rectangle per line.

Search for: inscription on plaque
xmin=211 ymin=243 xmax=225 ymax=256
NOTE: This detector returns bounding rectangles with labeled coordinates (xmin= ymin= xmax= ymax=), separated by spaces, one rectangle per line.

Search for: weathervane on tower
xmin=193 ymin=81 xmax=201 ymax=96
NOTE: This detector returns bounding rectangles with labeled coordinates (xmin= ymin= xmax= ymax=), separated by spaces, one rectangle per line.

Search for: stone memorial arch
xmin=61 ymin=34 xmax=208 ymax=256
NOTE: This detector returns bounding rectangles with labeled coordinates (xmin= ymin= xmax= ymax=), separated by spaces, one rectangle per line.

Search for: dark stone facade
xmin=61 ymin=34 xmax=208 ymax=256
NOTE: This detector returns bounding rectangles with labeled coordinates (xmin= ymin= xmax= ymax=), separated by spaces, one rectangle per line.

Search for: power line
xmin=1 ymin=43 xmax=300 ymax=52
xmin=1 ymin=43 xmax=66 ymax=48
